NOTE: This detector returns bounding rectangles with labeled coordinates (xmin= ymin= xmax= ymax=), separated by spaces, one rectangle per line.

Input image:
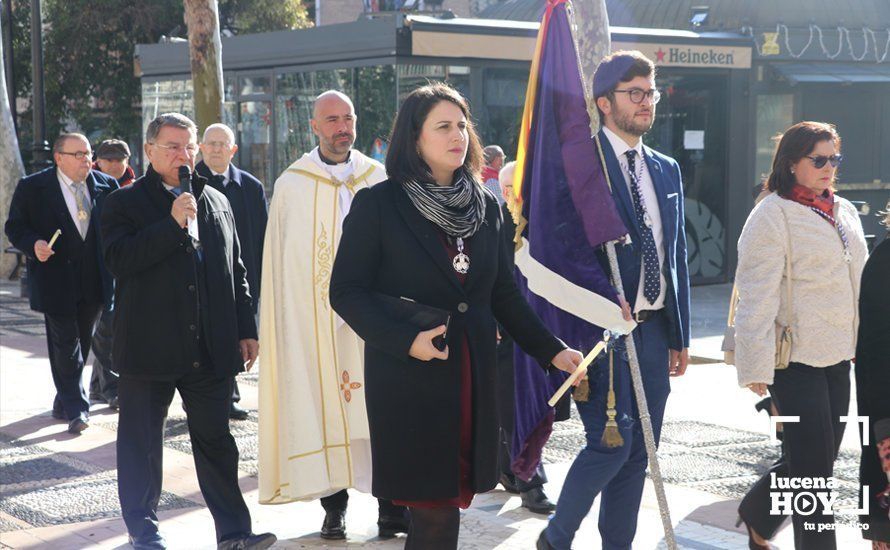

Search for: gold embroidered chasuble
xmin=258 ymin=150 xmax=386 ymax=504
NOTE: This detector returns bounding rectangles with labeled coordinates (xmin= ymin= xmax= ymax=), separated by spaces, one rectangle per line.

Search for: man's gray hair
xmin=52 ymin=133 xmax=89 ymax=154
xmin=202 ymin=123 xmax=236 ymax=144
xmin=145 ymin=113 xmax=197 ymax=143
xmin=483 ymin=145 xmax=505 ymax=165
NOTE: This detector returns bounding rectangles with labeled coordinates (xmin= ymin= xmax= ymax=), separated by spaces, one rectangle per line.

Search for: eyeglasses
xmin=613 ymin=88 xmax=662 ymax=105
xmin=203 ymin=141 xmax=232 ymax=149
xmin=151 ymin=142 xmax=198 ymax=155
xmin=58 ymin=151 xmax=92 ymax=160
xmin=805 ymin=154 xmax=843 ymax=169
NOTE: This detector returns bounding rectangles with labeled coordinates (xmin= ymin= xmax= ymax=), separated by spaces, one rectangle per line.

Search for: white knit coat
xmin=734 ymin=193 xmax=868 ymax=387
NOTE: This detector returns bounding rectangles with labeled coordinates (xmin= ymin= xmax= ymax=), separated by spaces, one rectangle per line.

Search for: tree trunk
xmin=184 ymin=0 xmax=224 ymax=134
xmin=0 ymin=32 xmax=26 ymax=275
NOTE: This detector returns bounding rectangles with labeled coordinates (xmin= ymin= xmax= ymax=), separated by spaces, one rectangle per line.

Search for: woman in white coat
xmin=733 ymin=121 xmax=868 ymax=550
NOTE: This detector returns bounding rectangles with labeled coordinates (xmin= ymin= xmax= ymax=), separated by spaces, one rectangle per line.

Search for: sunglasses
xmin=805 ymin=154 xmax=843 ymax=169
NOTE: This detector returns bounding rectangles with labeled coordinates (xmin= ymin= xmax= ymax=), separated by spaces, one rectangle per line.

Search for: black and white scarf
xmin=402 ymin=169 xmax=487 ymax=239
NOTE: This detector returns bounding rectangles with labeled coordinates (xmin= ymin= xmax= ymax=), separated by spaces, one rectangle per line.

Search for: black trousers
xmin=45 ymin=302 xmax=102 ymax=420
xmin=739 ymin=361 xmax=850 ymax=550
xmin=117 ymin=368 xmax=251 ymax=542
xmin=88 ymin=308 xmax=118 ymax=401
xmin=319 ymin=489 xmax=406 ymax=518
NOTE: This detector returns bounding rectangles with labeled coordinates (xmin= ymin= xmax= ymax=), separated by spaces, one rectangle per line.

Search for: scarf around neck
xmin=402 ymin=169 xmax=487 ymax=239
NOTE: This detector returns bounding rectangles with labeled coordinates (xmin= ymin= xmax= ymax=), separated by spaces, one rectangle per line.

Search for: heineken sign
xmin=613 ymin=41 xmax=752 ymax=69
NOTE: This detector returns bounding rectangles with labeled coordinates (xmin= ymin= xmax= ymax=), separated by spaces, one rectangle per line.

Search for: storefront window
xmin=397 ymin=64 xmax=445 ymax=103
xmin=354 ymin=65 xmax=396 ymax=162
xmin=480 ymin=67 xmax=527 ymax=156
xmin=755 ymin=94 xmax=794 ymax=188
xmin=647 ymin=73 xmax=729 ymax=282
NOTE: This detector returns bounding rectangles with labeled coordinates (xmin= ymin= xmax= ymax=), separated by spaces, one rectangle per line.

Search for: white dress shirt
xmin=602 ymin=126 xmax=667 ymax=312
xmin=56 ymin=169 xmax=91 ymax=239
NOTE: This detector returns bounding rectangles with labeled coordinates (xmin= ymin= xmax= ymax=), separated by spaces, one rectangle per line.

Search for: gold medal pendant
xmin=77 ymin=210 xmax=88 ymax=221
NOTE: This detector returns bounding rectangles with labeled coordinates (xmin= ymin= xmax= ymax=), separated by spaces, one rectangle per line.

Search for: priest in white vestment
xmin=258 ymin=91 xmax=407 ymax=539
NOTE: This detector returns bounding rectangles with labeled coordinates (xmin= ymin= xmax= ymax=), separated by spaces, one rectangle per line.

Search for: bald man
xmin=197 ymin=123 xmax=269 ymax=420
xmin=257 ymin=90 xmax=407 ymax=540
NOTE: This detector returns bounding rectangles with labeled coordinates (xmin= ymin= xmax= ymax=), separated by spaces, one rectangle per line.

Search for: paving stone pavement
xmin=0 ymin=281 xmax=872 ymax=549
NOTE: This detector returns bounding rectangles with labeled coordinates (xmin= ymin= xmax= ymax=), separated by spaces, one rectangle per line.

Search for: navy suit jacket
xmin=597 ymin=129 xmax=690 ymax=350
xmin=5 ymin=166 xmax=118 ymax=315
xmin=195 ymin=161 xmax=268 ymax=313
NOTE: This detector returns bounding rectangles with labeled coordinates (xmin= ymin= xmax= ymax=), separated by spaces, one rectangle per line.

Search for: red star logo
xmin=655 ymin=48 xmax=666 ymax=63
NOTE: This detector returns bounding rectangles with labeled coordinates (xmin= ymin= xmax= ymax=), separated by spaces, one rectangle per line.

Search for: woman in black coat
xmin=855 ymin=203 xmax=890 ymax=548
xmin=329 ymin=83 xmax=581 ymax=549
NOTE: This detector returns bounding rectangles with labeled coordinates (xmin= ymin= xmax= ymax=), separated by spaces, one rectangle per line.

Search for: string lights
xmin=761 ymin=24 xmax=890 ymax=62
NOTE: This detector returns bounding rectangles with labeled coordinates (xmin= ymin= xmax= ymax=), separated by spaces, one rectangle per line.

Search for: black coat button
xmin=187 ymin=284 xmax=196 ymax=292
xmin=457 ymin=302 xmax=469 ymax=313
xmin=192 ymin=361 xmax=200 ymax=369
xmin=189 ymin=324 xmax=197 ymax=331
xmin=186 ymin=246 xmax=194 ymax=253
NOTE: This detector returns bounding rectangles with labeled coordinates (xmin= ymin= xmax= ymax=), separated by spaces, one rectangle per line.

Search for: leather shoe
xmin=320 ymin=510 xmax=346 ymax=540
xmin=521 ymin=486 xmax=556 ymax=514
xmin=108 ymin=396 xmax=120 ymax=411
xmin=67 ymin=415 xmax=89 ymax=435
xmin=377 ymin=514 xmax=409 ymax=538
xmin=128 ymin=532 xmax=167 ymax=550
xmin=499 ymin=473 xmax=520 ymax=494
xmin=229 ymin=403 xmax=249 ymax=420
xmin=217 ymin=532 xmax=277 ymax=550
xmin=536 ymin=529 xmax=554 ymax=549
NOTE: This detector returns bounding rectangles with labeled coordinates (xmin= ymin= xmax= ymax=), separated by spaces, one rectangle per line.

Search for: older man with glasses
xmin=5 ymin=133 xmax=118 ymax=435
xmin=101 ymin=113 xmax=275 ymax=550
xmin=196 ymin=123 xmax=269 ymax=421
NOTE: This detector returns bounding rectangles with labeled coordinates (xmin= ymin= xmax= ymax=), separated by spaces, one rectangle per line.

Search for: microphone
xmin=178 ymin=165 xmax=192 ymax=195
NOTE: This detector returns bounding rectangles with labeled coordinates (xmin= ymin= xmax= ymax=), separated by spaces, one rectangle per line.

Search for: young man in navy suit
xmin=5 ymin=134 xmax=118 ymax=434
xmin=539 ymin=51 xmax=691 ymax=550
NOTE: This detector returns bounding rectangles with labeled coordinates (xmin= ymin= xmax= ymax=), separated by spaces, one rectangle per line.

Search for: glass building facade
xmin=137 ymin=17 xmax=758 ymax=283
xmin=141 ymin=62 xmax=532 ymax=198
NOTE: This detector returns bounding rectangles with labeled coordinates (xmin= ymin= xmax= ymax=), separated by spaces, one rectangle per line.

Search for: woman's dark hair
xmin=385 ymin=82 xmax=483 ymax=184
xmin=764 ymin=121 xmax=841 ymax=196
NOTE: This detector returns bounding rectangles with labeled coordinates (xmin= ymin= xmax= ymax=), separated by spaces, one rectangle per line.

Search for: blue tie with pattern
xmin=625 ymin=150 xmax=661 ymax=305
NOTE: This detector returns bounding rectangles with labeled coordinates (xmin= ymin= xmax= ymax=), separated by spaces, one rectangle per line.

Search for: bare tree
xmin=0 ymin=33 xmax=26 ymax=275
xmin=184 ymin=0 xmax=224 ymax=133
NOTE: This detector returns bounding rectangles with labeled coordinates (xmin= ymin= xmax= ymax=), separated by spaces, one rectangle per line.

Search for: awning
xmin=771 ymin=62 xmax=890 ymax=84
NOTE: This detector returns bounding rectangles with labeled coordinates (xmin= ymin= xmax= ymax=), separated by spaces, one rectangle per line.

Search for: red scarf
xmin=786 ymin=184 xmax=835 ymax=218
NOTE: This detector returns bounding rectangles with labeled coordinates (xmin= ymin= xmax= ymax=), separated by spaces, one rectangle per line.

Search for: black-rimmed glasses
xmin=613 ymin=88 xmax=662 ymax=105
xmin=58 ymin=151 xmax=92 ymax=160
xmin=805 ymin=154 xmax=843 ymax=169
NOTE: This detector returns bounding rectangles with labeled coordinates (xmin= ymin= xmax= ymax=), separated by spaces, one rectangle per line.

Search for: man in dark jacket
xmin=5 ymin=133 xmax=118 ymax=435
xmin=196 ymin=123 xmax=268 ymax=420
xmin=88 ymin=138 xmax=135 ymax=410
xmin=101 ymin=113 xmax=274 ymax=550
